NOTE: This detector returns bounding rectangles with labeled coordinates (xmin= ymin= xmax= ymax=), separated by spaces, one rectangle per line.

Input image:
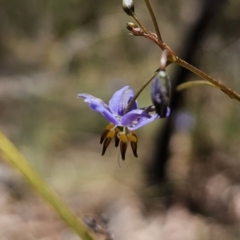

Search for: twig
xmin=144 ymin=0 xmax=162 ymax=42
xmin=131 ymin=12 xmax=148 ymax=33
xmin=128 ymin=28 xmax=240 ymax=101
xmin=125 ymin=71 xmax=158 ymax=113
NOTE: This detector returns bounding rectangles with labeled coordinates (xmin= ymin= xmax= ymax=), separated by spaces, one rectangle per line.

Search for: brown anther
xmin=130 ymin=141 xmax=138 ymax=157
xmin=127 ymin=132 xmax=138 ymax=157
xmin=119 ymin=133 xmax=128 ymax=160
xmin=101 ymin=126 xmax=115 ymax=155
xmin=114 ymin=135 xmax=120 ymax=147
xmin=114 ymin=127 xmax=120 ymax=147
xmin=100 ymin=123 xmax=114 ymax=144
xmin=120 ymin=141 xmax=128 ymax=160
xmin=102 ymin=138 xmax=112 ymax=156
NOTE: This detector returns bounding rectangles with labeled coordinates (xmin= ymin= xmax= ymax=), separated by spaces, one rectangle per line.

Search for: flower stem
xmin=131 ymin=12 xmax=148 ymax=34
xmin=144 ymin=0 xmax=162 ymax=42
xmin=176 ymin=80 xmax=217 ymax=91
xmin=0 ymin=130 xmax=95 ymax=240
xmin=125 ymin=71 xmax=158 ymax=113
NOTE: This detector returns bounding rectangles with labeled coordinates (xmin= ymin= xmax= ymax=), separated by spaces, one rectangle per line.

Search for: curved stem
xmin=125 ymin=71 xmax=158 ymax=113
xmin=176 ymin=80 xmax=217 ymax=91
xmin=141 ymin=32 xmax=176 ymax=60
xmin=144 ymin=0 xmax=162 ymax=42
xmin=0 ymin=131 xmax=95 ymax=240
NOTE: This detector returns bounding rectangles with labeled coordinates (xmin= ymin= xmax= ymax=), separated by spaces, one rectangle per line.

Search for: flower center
xmin=100 ymin=123 xmax=138 ymax=160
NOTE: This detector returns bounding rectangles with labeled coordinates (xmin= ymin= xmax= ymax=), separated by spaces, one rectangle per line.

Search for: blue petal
xmin=108 ymin=86 xmax=137 ymax=116
xmin=127 ymin=107 xmax=171 ymax=131
xmin=121 ymin=109 xmax=151 ymax=127
xmin=78 ymin=93 xmax=120 ymax=125
xmin=127 ymin=114 xmax=159 ymax=130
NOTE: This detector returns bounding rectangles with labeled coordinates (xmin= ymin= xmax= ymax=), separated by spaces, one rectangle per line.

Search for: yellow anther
xmin=100 ymin=123 xmax=116 ymax=144
xmin=118 ymin=132 xmax=128 ymax=143
xmin=106 ymin=123 xmax=115 ymax=130
xmin=100 ymin=125 xmax=138 ymax=159
xmin=106 ymin=129 xmax=115 ymax=138
xmin=127 ymin=133 xmax=137 ymax=142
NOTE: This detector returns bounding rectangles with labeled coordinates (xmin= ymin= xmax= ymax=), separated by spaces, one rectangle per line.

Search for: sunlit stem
xmin=144 ymin=0 xmax=162 ymax=42
xmin=176 ymin=80 xmax=217 ymax=91
xmin=131 ymin=12 xmax=148 ymax=34
xmin=125 ymin=71 xmax=158 ymax=113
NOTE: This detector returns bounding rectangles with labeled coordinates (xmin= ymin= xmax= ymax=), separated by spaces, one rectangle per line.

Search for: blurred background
xmin=0 ymin=0 xmax=240 ymax=239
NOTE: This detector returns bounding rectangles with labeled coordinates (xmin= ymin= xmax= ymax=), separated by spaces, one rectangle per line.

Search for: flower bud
xmin=83 ymin=216 xmax=97 ymax=228
xmin=122 ymin=0 xmax=134 ymax=16
xmin=126 ymin=22 xmax=138 ymax=31
xmin=151 ymin=71 xmax=171 ymax=118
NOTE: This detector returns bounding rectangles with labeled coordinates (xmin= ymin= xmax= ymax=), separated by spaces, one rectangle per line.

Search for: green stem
xmin=125 ymin=71 xmax=157 ymax=113
xmin=176 ymin=80 xmax=217 ymax=91
xmin=144 ymin=0 xmax=162 ymax=41
xmin=132 ymin=12 xmax=148 ymax=34
xmin=0 ymin=131 xmax=95 ymax=240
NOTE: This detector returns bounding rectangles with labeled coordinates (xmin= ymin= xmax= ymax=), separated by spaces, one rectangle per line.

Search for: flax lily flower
xmin=78 ymin=86 xmax=170 ymax=160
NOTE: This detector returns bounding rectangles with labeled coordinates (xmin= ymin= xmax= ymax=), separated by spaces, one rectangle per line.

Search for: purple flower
xmin=78 ymin=86 xmax=170 ymax=160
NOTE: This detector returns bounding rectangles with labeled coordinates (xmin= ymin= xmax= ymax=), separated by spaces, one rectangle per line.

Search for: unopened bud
xmin=122 ymin=0 xmax=134 ymax=16
xmin=151 ymin=71 xmax=171 ymax=118
xmin=126 ymin=22 xmax=138 ymax=31
xmin=83 ymin=216 xmax=97 ymax=228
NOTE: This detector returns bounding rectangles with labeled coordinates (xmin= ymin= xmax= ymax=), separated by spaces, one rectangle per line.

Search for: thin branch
xmin=129 ymin=28 xmax=240 ymax=101
xmin=176 ymin=80 xmax=217 ymax=91
xmin=144 ymin=0 xmax=162 ymax=41
xmin=125 ymin=71 xmax=158 ymax=113
xmin=131 ymin=12 xmax=148 ymax=33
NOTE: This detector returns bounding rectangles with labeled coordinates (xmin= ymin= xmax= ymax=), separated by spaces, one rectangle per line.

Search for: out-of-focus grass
xmin=0 ymin=131 xmax=95 ymax=240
